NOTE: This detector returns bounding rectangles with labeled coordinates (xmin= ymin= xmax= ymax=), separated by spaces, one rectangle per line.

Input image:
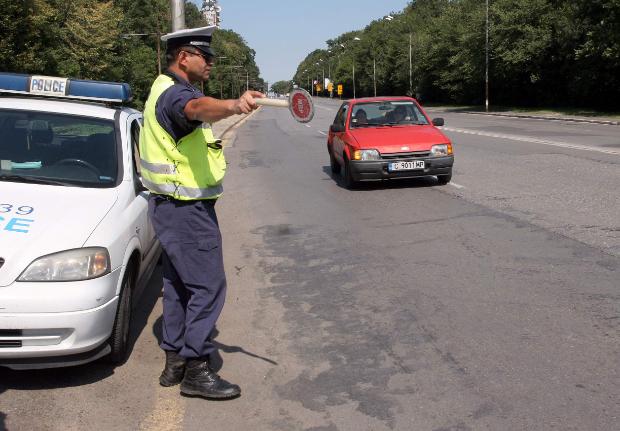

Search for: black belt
xmin=152 ymin=194 xmax=217 ymax=205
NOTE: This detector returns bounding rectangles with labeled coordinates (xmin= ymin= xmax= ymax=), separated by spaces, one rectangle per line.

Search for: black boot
xmin=159 ymin=350 xmax=186 ymax=387
xmin=180 ymin=358 xmax=241 ymax=399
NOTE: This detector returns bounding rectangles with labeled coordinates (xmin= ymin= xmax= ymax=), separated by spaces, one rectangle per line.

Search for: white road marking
xmin=305 ymin=124 xmax=311 ymax=128
xmin=318 ymin=130 xmax=327 ymax=136
xmin=449 ymin=182 xmax=465 ymax=189
xmin=442 ymin=127 xmax=620 ymax=156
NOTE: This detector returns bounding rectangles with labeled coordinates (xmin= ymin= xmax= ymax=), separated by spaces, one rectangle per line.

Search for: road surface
xmin=1 ymin=99 xmax=618 ymax=431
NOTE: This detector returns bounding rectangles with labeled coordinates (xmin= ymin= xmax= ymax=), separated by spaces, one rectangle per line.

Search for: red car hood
xmin=350 ymin=125 xmax=449 ymax=152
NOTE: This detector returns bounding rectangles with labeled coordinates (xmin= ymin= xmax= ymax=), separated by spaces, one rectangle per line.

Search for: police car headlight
xmin=431 ymin=144 xmax=453 ymax=156
xmin=353 ymin=149 xmax=381 ymax=160
xmin=18 ymin=248 xmax=110 ymax=282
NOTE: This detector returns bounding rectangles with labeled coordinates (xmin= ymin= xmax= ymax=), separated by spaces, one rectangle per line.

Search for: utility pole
xmin=352 ymin=62 xmax=356 ymax=99
xmin=373 ymin=58 xmax=376 ymax=97
xmin=409 ymin=33 xmax=413 ymax=97
xmin=485 ymin=0 xmax=489 ymax=112
xmin=171 ymin=0 xmax=185 ymax=31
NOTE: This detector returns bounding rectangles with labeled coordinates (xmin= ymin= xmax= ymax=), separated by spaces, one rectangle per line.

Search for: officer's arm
xmin=185 ymin=90 xmax=265 ymax=123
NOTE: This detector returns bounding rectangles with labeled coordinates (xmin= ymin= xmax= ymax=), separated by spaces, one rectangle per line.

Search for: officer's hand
xmin=234 ymin=91 xmax=265 ymax=114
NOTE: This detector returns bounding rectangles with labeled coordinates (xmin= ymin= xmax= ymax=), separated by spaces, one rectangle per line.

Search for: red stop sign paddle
xmin=255 ymin=88 xmax=314 ymax=123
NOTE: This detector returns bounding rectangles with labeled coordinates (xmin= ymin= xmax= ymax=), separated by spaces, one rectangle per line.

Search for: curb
xmin=213 ymin=108 xmax=261 ymax=141
xmin=462 ymin=111 xmax=619 ymax=126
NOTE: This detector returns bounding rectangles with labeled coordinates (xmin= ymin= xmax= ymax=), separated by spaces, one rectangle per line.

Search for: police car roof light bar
xmin=0 ymin=72 xmax=132 ymax=104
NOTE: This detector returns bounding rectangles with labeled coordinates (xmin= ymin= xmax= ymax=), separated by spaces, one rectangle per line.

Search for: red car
xmin=327 ymin=97 xmax=454 ymax=188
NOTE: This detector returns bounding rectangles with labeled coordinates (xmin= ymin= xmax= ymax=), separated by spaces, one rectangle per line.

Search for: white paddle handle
xmin=255 ymin=98 xmax=289 ymax=108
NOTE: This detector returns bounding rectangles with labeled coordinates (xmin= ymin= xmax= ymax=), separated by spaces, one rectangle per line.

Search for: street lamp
xmin=214 ymin=56 xmax=227 ymax=98
xmin=216 ymin=64 xmax=242 ymax=97
xmin=121 ymin=32 xmax=162 ymax=74
xmin=318 ymin=59 xmax=325 ymax=94
xmin=304 ymin=69 xmax=310 ymax=92
xmin=383 ymin=15 xmax=413 ymax=97
xmin=315 ymin=62 xmax=324 ymax=96
xmin=340 ymin=37 xmax=360 ymax=98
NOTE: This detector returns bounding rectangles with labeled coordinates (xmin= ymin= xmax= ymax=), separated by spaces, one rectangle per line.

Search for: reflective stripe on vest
xmin=141 ymin=177 xmax=223 ymax=200
xmin=140 ymin=158 xmax=177 ymax=175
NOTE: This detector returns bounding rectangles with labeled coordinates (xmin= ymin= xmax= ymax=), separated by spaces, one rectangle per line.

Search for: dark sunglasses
xmin=181 ymin=50 xmax=214 ymax=64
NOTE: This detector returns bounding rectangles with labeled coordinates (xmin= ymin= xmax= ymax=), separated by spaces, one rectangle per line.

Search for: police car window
xmin=130 ymin=119 xmax=141 ymax=176
xmin=0 ymin=109 xmax=118 ymax=187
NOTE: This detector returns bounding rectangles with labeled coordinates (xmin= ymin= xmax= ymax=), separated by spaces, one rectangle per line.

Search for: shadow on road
xmin=322 ymin=166 xmax=441 ymax=190
xmin=0 ymin=265 xmax=163 ymax=394
xmin=0 ymin=412 xmax=5 ymax=431
xmin=153 ymin=316 xmax=278 ymax=372
xmin=152 ymin=321 xmax=278 ymax=374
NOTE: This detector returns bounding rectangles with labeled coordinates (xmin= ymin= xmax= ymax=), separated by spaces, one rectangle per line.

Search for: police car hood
xmin=0 ymin=182 xmax=118 ymax=286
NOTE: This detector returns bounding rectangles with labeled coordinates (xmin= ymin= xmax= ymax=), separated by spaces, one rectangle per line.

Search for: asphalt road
xmin=0 ymin=98 xmax=618 ymax=431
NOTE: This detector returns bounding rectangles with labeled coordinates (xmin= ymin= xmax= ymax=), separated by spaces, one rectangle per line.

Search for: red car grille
xmin=381 ymin=151 xmax=431 ymax=160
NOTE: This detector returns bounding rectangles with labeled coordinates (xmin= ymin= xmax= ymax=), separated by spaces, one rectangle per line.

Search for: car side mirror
xmin=330 ymin=124 xmax=344 ymax=133
xmin=432 ymin=118 xmax=444 ymax=127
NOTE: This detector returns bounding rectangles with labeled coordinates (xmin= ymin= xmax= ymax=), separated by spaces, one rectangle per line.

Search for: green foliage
xmin=294 ymin=0 xmax=620 ymax=109
xmin=207 ymin=29 xmax=265 ymax=98
xmin=0 ymin=0 xmax=263 ymax=109
xmin=271 ymin=80 xmax=292 ymax=95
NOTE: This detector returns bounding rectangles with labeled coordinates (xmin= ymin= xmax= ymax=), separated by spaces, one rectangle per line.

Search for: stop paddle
xmin=255 ymin=88 xmax=314 ymax=123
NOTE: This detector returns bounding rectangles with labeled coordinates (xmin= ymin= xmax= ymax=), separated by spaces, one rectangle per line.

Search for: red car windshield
xmin=351 ymin=101 xmax=429 ymax=127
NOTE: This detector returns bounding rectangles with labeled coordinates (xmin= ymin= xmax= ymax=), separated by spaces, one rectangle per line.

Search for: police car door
xmin=127 ymin=114 xmax=157 ymax=267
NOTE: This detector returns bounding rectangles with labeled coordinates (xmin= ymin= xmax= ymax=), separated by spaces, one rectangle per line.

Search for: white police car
xmin=0 ymin=73 xmax=160 ymax=369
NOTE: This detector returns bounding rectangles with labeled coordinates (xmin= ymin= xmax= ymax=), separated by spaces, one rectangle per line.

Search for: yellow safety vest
xmin=139 ymin=74 xmax=226 ymax=200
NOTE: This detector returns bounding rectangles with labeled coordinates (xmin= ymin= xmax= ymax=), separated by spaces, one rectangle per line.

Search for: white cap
xmin=161 ymin=25 xmax=217 ymax=56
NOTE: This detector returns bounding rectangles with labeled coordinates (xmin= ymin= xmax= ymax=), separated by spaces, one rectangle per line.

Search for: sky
xmin=190 ymin=0 xmax=411 ymax=86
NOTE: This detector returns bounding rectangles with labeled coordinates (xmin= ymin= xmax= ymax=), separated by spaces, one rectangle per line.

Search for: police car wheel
xmin=108 ymin=265 xmax=134 ymax=364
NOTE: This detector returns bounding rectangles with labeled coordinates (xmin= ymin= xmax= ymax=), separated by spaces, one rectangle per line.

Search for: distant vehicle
xmin=0 ymin=73 xmax=160 ymax=369
xmin=327 ymin=96 xmax=454 ymax=189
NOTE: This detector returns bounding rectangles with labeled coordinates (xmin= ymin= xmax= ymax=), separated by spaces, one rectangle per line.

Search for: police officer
xmin=139 ymin=25 xmax=264 ymax=399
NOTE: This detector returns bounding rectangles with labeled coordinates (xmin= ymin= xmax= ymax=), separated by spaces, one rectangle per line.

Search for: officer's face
xmin=180 ymin=50 xmax=214 ymax=81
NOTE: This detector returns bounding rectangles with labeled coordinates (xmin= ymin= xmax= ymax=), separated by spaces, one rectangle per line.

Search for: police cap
xmin=161 ymin=25 xmax=217 ymax=57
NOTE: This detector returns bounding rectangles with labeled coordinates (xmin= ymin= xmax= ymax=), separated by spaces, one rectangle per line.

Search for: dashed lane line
xmin=449 ymin=182 xmax=465 ymax=189
xmin=442 ymin=127 xmax=620 ymax=156
xmin=318 ymin=130 xmax=327 ymax=136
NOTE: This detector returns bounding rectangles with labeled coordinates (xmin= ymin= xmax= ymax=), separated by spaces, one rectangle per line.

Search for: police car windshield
xmin=0 ymin=109 xmax=117 ymax=187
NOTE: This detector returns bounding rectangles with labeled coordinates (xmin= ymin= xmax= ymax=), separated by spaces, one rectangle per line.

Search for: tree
xmin=271 ymin=81 xmax=292 ymax=95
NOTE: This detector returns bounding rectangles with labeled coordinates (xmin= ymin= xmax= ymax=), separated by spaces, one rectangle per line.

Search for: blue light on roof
xmin=0 ymin=72 xmax=132 ymax=104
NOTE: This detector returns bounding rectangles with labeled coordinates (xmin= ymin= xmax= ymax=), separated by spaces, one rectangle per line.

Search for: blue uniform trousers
xmin=148 ymin=195 xmax=226 ymax=359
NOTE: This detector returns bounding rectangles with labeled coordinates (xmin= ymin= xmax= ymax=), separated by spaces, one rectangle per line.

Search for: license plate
xmin=389 ymin=160 xmax=425 ymax=171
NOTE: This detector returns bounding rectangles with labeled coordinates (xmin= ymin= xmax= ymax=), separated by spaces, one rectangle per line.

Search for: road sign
xmin=327 ymin=83 xmax=333 ymax=92
xmin=255 ymin=88 xmax=314 ymax=123
xmin=337 ymin=84 xmax=343 ymax=95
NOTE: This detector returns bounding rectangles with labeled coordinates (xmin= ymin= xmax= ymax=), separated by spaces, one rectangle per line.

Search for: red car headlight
xmin=353 ymin=149 xmax=381 ymax=160
xmin=431 ymin=143 xmax=453 ymax=156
